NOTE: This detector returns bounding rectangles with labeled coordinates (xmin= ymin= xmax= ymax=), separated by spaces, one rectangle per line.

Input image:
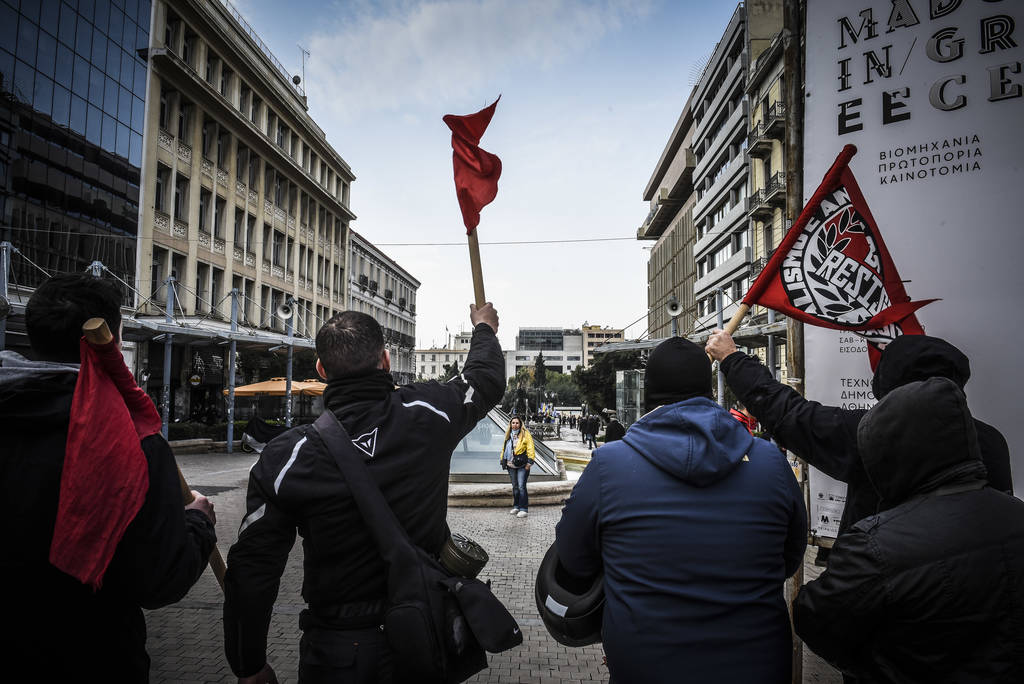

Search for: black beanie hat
xmin=644 ymin=337 xmax=713 ymax=411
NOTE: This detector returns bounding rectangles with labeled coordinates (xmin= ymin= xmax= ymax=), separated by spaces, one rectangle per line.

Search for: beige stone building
xmin=348 ymin=230 xmax=419 ymax=384
xmin=137 ymin=0 xmax=354 ymax=341
xmin=745 ymin=29 xmax=787 ymax=377
xmin=581 ymin=324 xmax=624 ymax=367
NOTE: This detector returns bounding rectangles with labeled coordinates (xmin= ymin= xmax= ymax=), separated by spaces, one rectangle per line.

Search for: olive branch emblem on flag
xmin=743 ymin=145 xmax=937 ymax=368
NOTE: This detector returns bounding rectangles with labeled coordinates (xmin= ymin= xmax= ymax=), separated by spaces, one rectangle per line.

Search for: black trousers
xmin=299 ymin=624 xmax=394 ymax=684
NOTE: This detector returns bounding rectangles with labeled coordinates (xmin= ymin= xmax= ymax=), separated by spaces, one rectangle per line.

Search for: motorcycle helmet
xmin=439 ymin=532 xmax=489 ymax=578
xmin=534 ymin=542 xmax=604 ymax=646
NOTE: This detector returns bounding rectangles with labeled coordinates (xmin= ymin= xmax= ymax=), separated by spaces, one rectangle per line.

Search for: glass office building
xmin=0 ymin=0 xmax=151 ymax=303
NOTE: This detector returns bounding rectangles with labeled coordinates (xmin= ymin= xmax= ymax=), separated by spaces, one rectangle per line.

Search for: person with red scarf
xmin=0 ymin=274 xmax=216 ymax=682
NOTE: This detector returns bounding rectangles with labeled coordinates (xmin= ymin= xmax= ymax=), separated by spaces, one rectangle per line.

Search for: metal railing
xmin=216 ymin=0 xmax=305 ymax=98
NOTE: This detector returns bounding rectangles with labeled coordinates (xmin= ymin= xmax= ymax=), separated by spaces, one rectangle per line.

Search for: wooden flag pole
xmin=82 ymin=318 xmax=227 ymax=591
xmin=467 ymin=230 xmax=486 ymax=308
xmin=723 ymin=303 xmax=750 ymax=336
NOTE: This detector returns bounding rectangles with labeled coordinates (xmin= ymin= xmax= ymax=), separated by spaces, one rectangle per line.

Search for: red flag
xmin=743 ymin=144 xmax=936 ymax=368
xmin=443 ymin=97 xmax=502 ymax=234
xmin=49 ymin=338 xmax=162 ymax=589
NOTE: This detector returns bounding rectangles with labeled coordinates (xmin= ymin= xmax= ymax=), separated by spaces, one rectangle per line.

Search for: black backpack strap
xmin=311 ymin=411 xmax=420 ymax=576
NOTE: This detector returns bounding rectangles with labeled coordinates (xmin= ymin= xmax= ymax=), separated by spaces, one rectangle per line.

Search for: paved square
xmin=145 ymin=450 xmax=839 ymax=683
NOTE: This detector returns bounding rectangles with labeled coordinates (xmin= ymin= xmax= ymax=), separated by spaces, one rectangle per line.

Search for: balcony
xmin=694 ymin=198 xmax=748 ymax=258
xmin=695 ymin=246 xmax=752 ymax=299
xmin=747 ymin=102 xmax=786 ymax=157
xmin=637 ymin=146 xmax=697 ymax=241
xmin=764 ymin=171 xmax=787 ymax=205
xmin=749 ymin=247 xmax=777 ymax=279
xmin=749 ymin=189 xmax=773 ymax=219
xmin=693 ymin=154 xmax=747 ymax=223
xmin=694 ymin=99 xmax=747 ymax=182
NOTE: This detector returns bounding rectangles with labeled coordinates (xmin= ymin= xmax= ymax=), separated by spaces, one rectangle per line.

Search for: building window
xmin=205 ymin=52 xmax=218 ymax=84
xmin=214 ymin=197 xmax=225 ymax=238
xmin=221 ymin=69 xmax=232 ymax=98
xmin=182 ymin=31 xmax=196 ymax=67
xmin=177 ymin=100 xmax=191 ymax=139
xmin=159 ymin=89 xmax=169 ymax=130
xmin=174 ymin=175 xmax=188 ymax=218
xmin=198 ymin=189 xmax=210 ymax=232
xmin=154 ymin=165 xmax=170 ymax=212
xmin=272 ymin=231 xmax=284 ymax=267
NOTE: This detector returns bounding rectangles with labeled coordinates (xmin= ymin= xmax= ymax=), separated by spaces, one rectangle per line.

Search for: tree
xmin=534 ymin=351 xmax=547 ymax=388
xmin=572 ymin=351 xmax=643 ymax=414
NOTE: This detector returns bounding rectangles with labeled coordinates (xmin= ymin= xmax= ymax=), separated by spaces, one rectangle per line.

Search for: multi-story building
xmin=690 ymin=2 xmax=781 ymax=334
xmin=347 ymin=230 xmax=418 ymax=384
xmin=0 ymin=0 xmax=153 ymax=359
xmin=505 ymin=327 xmax=583 ymax=379
xmin=581 ymin=324 xmax=624 ymax=367
xmin=415 ymin=346 xmax=468 ymax=381
xmin=139 ymin=0 xmax=355 ymax=330
xmin=134 ymin=0 xmax=357 ymax=414
xmin=637 ymin=92 xmax=698 ymax=339
xmin=745 ymin=28 xmax=787 ymax=377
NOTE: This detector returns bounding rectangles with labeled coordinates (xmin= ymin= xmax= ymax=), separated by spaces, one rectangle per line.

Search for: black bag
xmin=313 ymin=411 xmax=522 ymax=683
xmin=510 ymin=435 xmax=528 ymax=468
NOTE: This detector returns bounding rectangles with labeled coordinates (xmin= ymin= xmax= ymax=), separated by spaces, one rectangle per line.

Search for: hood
xmin=621 ymin=397 xmax=754 ymax=487
xmin=858 ymin=377 xmax=985 ymax=508
xmin=0 ymin=350 xmax=79 ymax=430
xmin=871 ymin=334 xmax=970 ymax=400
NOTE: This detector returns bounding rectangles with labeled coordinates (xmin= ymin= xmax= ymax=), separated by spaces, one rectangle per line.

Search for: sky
xmin=229 ymin=0 xmax=739 ymax=350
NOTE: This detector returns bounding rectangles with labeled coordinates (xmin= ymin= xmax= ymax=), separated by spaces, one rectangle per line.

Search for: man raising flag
xmin=443 ymin=97 xmax=502 ymax=308
xmin=705 ymin=145 xmax=1012 ymax=542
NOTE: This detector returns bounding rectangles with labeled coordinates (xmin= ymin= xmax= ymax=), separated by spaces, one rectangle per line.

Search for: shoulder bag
xmin=312 ymin=411 xmax=522 ymax=683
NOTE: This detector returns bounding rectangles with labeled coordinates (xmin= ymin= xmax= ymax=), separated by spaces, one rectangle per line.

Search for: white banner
xmin=803 ymin=0 xmax=1024 ymax=531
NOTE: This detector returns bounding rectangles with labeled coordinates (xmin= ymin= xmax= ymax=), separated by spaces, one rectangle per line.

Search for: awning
xmin=224 ymin=377 xmax=326 ymax=397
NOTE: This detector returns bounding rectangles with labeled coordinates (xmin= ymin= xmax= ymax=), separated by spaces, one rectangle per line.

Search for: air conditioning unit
xmin=368 ymin=280 xmax=378 ymax=293
xmin=384 ymin=289 xmax=393 ymax=301
xmin=358 ymin=274 xmax=368 ymax=289
xmin=398 ymin=297 xmax=406 ymax=309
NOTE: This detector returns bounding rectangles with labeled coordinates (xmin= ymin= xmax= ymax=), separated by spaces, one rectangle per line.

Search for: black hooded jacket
xmin=0 ymin=351 xmax=217 ymax=682
xmin=720 ymin=335 xmax=1012 ymax=535
xmin=794 ymin=378 xmax=1024 ymax=683
xmin=223 ymin=323 xmax=505 ymax=677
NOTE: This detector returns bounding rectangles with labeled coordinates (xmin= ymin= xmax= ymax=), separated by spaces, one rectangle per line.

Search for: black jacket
xmin=223 ymin=323 xmax=505 ymax=677
xmin=604 ymin=418 xmax=625 ymax=443
xmin=0 ymin=352 xmax=216 ymax=682
xmin=720 ymin=335 xmax=1012 ymax=535
xmin=794 ymin=378 xmax=1024 ymax=683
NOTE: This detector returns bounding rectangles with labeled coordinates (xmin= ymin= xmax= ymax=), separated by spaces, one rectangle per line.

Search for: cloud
xmin=304 ymin=0 xmax=652 ymax=121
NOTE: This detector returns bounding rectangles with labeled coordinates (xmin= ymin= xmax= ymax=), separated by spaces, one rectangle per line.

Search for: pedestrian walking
xmin=555 ymin=337 xmax=806 ymax=683
xmin=584 ymin=414 xmax=597 ymax=449
xmin=224 ymin=303 xmax=505 ymax=683
xmin=500 ymin=415 xmax=535 ymax=518
xmin=604 ymin=413 xmax=625 ymax=443
xmin=795 ymin=377 xmax=1024 ymax=683
xmin=0 ymin=274 xmax=217 ymax=682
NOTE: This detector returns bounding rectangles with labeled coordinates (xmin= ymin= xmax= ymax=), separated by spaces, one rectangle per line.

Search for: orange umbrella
xmin=223 ymin=377 xmax=325 ymax=397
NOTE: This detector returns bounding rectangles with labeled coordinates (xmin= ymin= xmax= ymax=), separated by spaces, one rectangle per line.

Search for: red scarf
xmin=49 ymin=338 xmax=162 ymax=589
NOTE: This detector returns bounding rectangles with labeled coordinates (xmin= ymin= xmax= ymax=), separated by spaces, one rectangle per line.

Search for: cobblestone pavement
xmin=146 ymin=450 xmax=839 ymax=683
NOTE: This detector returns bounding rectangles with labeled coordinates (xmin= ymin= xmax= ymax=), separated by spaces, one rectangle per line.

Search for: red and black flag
xmin=743 ymin=144 xmax=936 ymax=368
xmin=443 ymin=97 xmax=502 ymax=234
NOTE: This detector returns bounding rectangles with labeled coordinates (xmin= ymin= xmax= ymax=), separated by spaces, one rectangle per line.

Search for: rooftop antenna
xmin=298 ymin=44 xmax=310 ymax=88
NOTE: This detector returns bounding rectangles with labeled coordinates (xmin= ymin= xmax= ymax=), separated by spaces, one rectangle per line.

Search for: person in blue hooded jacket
xmin=555 ymin=337 xmax=806 ymax=684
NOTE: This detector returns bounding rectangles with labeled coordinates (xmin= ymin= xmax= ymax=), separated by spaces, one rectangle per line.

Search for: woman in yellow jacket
xmin=500 ymin=415 xmax=535 ymax=518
